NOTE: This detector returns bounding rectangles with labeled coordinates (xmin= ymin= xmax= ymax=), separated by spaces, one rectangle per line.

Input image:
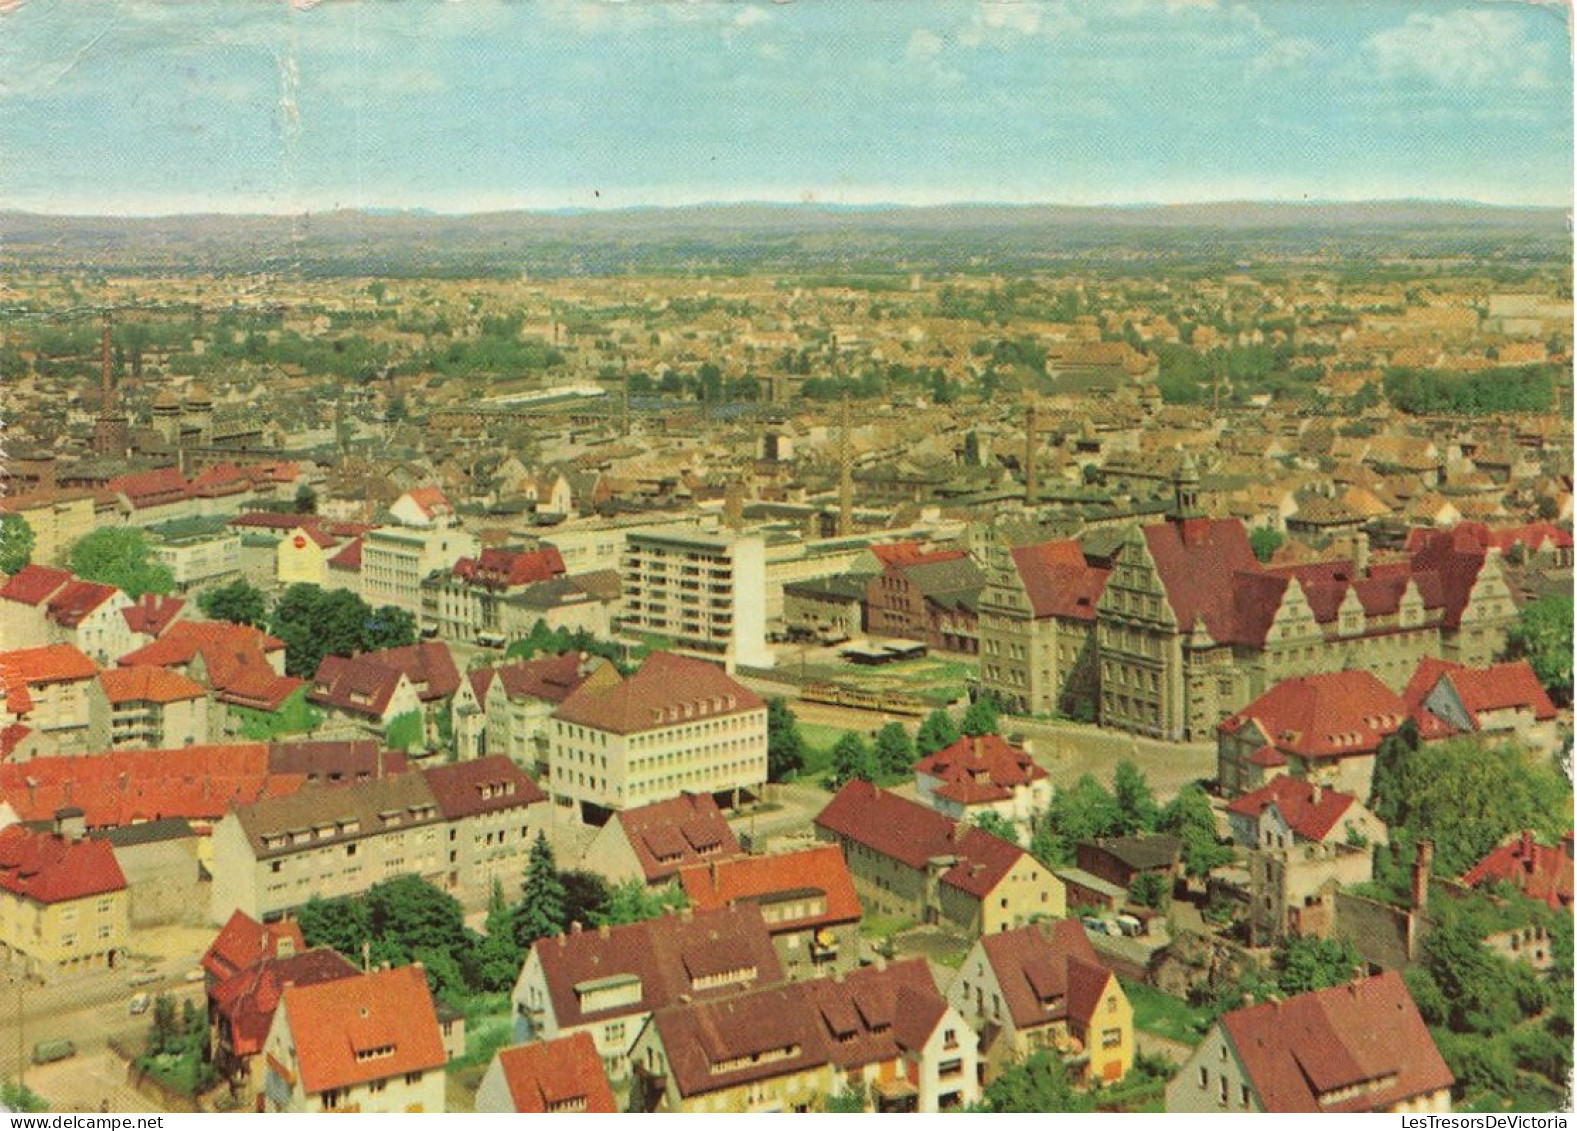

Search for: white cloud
xmin=732 ymin=5 xmax=770 ymax=28
xmin=906 ymin=28 xmax=944 ymax=64
xmin=1248 ymin=35 xmax=1315 ymax=78
xmin=1365 ymin=9 xmax=1554 ymax=90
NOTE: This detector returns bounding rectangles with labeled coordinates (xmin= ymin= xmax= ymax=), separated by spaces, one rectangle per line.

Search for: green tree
xmin=1158 ymin=784 xmax=1232 ymax=878
xmin=1368 ymin=718 xmax=1420 ymax=826
xmin=824 ymin=1082 xmax=869 ymax=1113
xmin=474 ymin=879 xmax=525 ymax=992
xmin=363 ymin=875 xmax=472 ymax=987
xmin=197 ymin=577 xmax=268 ymax=628
xmin=0 ymin=513 xmax=35 ymax=575
xmin=1038 ymin=774 xmax=1121 ymax=866
xmin=148 ymin=993 xmax=180 ymax=1056
xmin=385 ymin=710 xmax=423 ymax=752
xmin=873 ymin=721 xmax=915 ymax=778
xmin=1128 ymin=870 xmax=1171 ymax=910
xmin=1249 ymin=526 xmax=1285 ymax=563
xmin=1419 ymin=915 xmax=1522 ymax=1035
xmin=294 ymin=484 xmax=318 ymax=515
xmin=514 ymin=830 xmax=567 ymax=948
xmin=297 ymin=892 xmax=372 ymax=957
xmin=268 ymin=584 xmax=414 ymax=677
xmin=561 ymin=869 xmax=612 ymax=928
xmin=1275 ymin=935 xmax=1361 ymax=995
xmin=915 ymin=708 xmax=960 ymax=756
xmin=1504 ymin=593 xmax=1574 ymax=705
xmin=827 ymin=732 xmax=878 ymax=791
xmin=980 ymin=1050 xmax=1095 ymax=1113
xmin=974 ymin=810 xmax=1020 ymax=846
xmin=961 ymin=695 xmax=1000 ymax=737
xmin=766 ymin=697 xmax=805 ymax=782
xmin=67 ymin=527 xmax=176 ymax=598
xmin=1112 ymin=761 xmax=1159 ymax=836
xmin=0 ymin=1079 xmax=48 ymax=1113
xmin=365 ymin=604 xmax=417 ymax=651
xmin=593 ymin=880 xmax=688 ymax=926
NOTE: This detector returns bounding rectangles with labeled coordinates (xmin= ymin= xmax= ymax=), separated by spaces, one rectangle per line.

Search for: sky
xmin=0 ymin=0 xmax=1571 ymax=215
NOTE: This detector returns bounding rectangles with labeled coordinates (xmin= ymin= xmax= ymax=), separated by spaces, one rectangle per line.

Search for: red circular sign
xmin=292 ymin=535 xmax=307 ymax=550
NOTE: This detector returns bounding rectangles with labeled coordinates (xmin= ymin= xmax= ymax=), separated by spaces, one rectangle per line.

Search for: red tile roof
xmin=1460 ymin=830 xmax=1573 ymax=909
xmin=552 ymin=652 xmax=761 ymax=736
xmin=1220 ymin=973 xmax=1453 ymax=1112
xmin=120 ymin=621 xmax=299 ymax=712
xmin=1225 ymin=777 xmax=1359 ymax=843
xmin=1408 ymin=658 xmax=1557 ymax=727
xmin=98 ymin=665 xmax=207 ymax=705
xmin=308 ymin=656 xmax=406 ymax=719
xmin=0 ymin=744 xmax=303 ymax=828
xmin=1219 ymin=671 xmax=1407 ymax=762
xmin=917 ymin=734 xmax=1047 ymax=804
xmin=327 ymin=538 xmax=364 ymax=571
xmin=815 ymin=780 xmax=1036 ymax=900
xmin=486 ymin=652 xmax=609 ymax=705
xmin=0 ymin=826 xmax=127 ymax=904
xmin=452 ymin=547 xmax=566 ymax=590
xmin=487 ymin=1033 xmax=617 ymax=1114
xmin=202 ymin=910 xmax=308 ymax=983
xmin=677 ymin=843 xmax=862 ymax=932
xmin=611 ymin=793 xmax=742 ymax=884
xmin=0 ymin=564 xmax=72 ymax=606
xmin=648 ymin=983 xmax=829 ymax=1101
xmin=350 ymin=641 xmax=461 ymax=703
xmin=1010 ymin=540 xmax=1110 ymax=622
xmin=45 ymin=579 xmax=122 ymax=628
xmin=122 ymin=593 xmax=186 ymax=638
xmin=280 ymin=964 xmax=446 ymax=1095
xmin=422 ymin=755 xmax=546 ymax=820
xmin=213 ymin=948 xmax=359 ymax=1060
xmin=108 ymin=467 xmax=190 ymax=508
xmin=0 ymin=644 xmax=99 ymax=688
xmin=1141 ymin=516 xmax=1259 ymax=641
xmin=400 ymin=486 xmax=453 ymax=519
xmin=978 ymin=919 xmax=1113 ymax=1033
xmin=868 ymin=541 xmax=925 ymax=566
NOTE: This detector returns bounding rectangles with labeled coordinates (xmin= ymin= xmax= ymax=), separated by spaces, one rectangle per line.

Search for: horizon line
xmin=4 ymin=195 xmax=1572 ymax=221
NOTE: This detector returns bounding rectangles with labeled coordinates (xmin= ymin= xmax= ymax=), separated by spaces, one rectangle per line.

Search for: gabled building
xmin=476 ymin=1033 xmax=617 ymax=1114
xmin=1460 ymin=830 xmax=1574 ymax=910
xmin=262 ymin=964 xmax=447 ymax=1113
xmin=420 ymin=546 xmax=567 ymax=643
xmin=0 ymin=565 xmax=133 ymax=665
xmin=511 ymin=904 xmax=784 ymax=1080
xmin=948 ymin=918 xmax=1133 ymax=1086
xmin=977 ymin=538 xmax=1108 ymax=718
xmin=581 ymin=792 xmax=742 ymax=889
xmin=678 ymin=843 xmax=862 ymax=979
xmin=311 ymin=641 xmax=474 ymax=751
xmin=0 ymin=643 xmax=99 ymax=757
xmin=0 ymin=811 xmax=130 ymax=978
xmin=865 ymin=549 xmax=983 ymax=655
xmin=1165 ymin=973 xmax=1452 ymax=1114
xmin=914 ymin=733 xmax=1052 ymax=836
xmin=548 ymin=652 xmax=767 ymax=821
xmin=1404 ymin=657 xmax=1561 ymax=755
xmin=1225 ymin=777 xmax=1387 ymax=851
xmin=307 ymin=655 xmax=423 ymax=737
xmin=119 ymin=620 xmax=301 ymax=721
xmin=473 ymin=652 xmax=618 ymax=769
xmin=814 ymin=781 xmax=1066 ymax=935
xmin=422 ymin=755 xmax=549 ymax=905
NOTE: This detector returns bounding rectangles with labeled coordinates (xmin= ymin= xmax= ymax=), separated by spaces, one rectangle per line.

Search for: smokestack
xmin=1024 ymin=398 xmax=1038 ymax=505
xmin=838 ymin=394 xmax=854 ymax=538
xmin=101 ymin=314 xmax=114 ymax=414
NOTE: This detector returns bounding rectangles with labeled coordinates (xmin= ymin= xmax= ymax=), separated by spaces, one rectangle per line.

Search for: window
xmin=322 ymin=1089 xmax=343 ymax=1110
xmin=1218 ymin=1076 xmax=1228 ymax=1105
xmin=1102 ymin=1029 xmax=1122 ymax=1049
xmin=405 ymin=1072 xmax=423 ymax=1087
xmin=1199 ymin=1067 xmax=1209 ymax=1089
xmin=1240 ymin=1084 xmax=1250 ymax=1108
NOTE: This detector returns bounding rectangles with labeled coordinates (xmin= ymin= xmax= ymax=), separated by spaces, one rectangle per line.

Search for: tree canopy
xmin=67 ymin=527 xmax=175 ymax=598
xmin=0 ymin=513 xmax=34 ymax=576
xmin=915 ymin=708 xmax=961 ymax=757
xmin=1158 ymin=783 xmax=1233 ymax=878
xmin=873 ymin=721 xmax=916 ymax=778
xmin=1504 ymin=593 xmax=1573 ymax=706
xmin=197 ymin=577 xmax=268 ymax=629
xmin=766 ymin=697 xmax=805 ymax=782
xmin=979 ymin=1050 xmax=1095 ymax=1113
xmin=514 ymin=830 xmax=567 ymax=949
xmin=267 ymin=583 xmax=418 ymax=677
xmin=961 ymin=695 xmax=1001 ymax=737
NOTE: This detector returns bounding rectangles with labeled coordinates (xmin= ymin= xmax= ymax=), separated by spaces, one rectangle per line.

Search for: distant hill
xmin=1 ymin=201 xmax=1567 ymax=277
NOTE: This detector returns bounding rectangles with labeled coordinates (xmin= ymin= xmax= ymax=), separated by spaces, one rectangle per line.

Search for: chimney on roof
xmin=53 ymin=807 xmax=85 ymax=841
xmin=1411 ymin=839 xmax=1433 ymax=915
xmin=972 ymin=735 xmax=982 ymax=759
xmin=873 ymin=952 xmax=886 ymax=972
xmin=362 ymin=941 xmax=371 ymax=972
xmin=598 ymin=923 xmax=609 ymax=939
xmin=1520 ymin=830 xmax=1536 ymax=869
xmin=571 ymin=921 xmax=582 ymax=934
xmin=1310 ymin=783 xmax=1322 ymax=808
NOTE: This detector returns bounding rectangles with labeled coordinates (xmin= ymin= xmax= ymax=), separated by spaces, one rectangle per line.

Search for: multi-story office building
xmin=619 ymin=526 xmax=771 ymax=669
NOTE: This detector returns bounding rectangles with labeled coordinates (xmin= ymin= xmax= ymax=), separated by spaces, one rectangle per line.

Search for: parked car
xmin=129 ymin=993 xmax=151 ymax=1016
xmin=31 ymin=1039 xmax=75 ymax=1065
xmin=1081 ymin=916 xmax=1115 ymax=937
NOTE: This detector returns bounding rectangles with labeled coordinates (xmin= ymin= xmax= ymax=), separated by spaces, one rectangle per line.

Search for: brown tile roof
xmin=1225 ymin=778 xmax=1359 ymax=843
xmin=677 ymin=843 xmax=861 ymax=932
xmin=647 ymin=984 xmax=829 ymax=1100
xmin=202 ymin=910 xmax=307 ymax=983
xmin=0 ymin=826 xmax=127 ymax=903
xmin=1140 ymin=516 xmax=1259 ymax=640
xmin=422 ymin=755 xmax=546 ymax=820
xmin=487 ymin=652 xmax=608 ymax=705
xmin=552 ymin=652 xmax=762 ymax=736
xmin=979 ymin=919 xmax=1112 ymax=1033
xmin=308 ymin=656 xmax=407 ymax=719
xmin=487 ymin=1033 xmax=617 ymax=1114
xmin=264 ymin=740 xmax=408 ymax=785
xmin=814 ymin=781 xmax=1035 ymax=900
xmin=213 ymin=947 xmax=359 ymax=1060
xmin=1219 ymin=671 xmax=1407 ymax=762
xmin=108 ymin=467 xmax=190 ymax=508
xmin=611 ymin=793 xmax=742 ymax=884
xmin=1460 ymin=830 xmax=1573 ymax=909
xmin=1010 ymin=540 xmax=1109 ymax=622
xmin=281 ymin=965 xmax=446 ymax=1095
xmin=231 ymin=773 xmax=440 ymax=860
xmin=798 ymin=958 xmax=950 ymax=1072
xmin=98 ymin=665 xmax=207 ymax=705
xmin=45 ymin=579 xmax=121 ymax=628
xmin=354 ymin=641 xmax=461 ymax=703
xmin=1220 ymin=973 xmax=1453 ymax=1112
xmin=532 ymin=905 xmax=783 ymax=1032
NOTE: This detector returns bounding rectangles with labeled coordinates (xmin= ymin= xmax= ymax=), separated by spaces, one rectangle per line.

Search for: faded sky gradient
xmin=1 ymin=0 xmax=1571 ymax=215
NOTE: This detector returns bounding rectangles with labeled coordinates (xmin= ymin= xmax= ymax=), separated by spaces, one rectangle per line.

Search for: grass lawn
xmin=859 ymin=914 xmax=916 ymax=940
xmin=231 ymin=686 xmax=324 ymax=740
xmin=1122 ymin=980 xmax=1212 ymax=1047
xmin=798 ymin=723 xmax=849 ymax=777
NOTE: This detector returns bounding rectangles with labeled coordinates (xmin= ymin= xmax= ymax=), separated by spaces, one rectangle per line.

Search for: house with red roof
xmin=977 ymin=538 xmax=1108 ymax=718
xmin=109 ymin=466 xmax=196 ymax=527
xmin=262 ymin=964 xmax=447 ymax=1113
xmin=0 ymin=564 xmax=134 ymax=665
xmin=948 ymin=918 xmax=1133 ymax=1086
xmin=419 ymin=545 xmax=567 ymax=643
xmin=0 ymin=643 xmax=99 ymax=757
xmin=0 ymin=812 xmax=129 ymax=978
xmin=309 ymin=641 xmax=471 ymax=753
xmin=582 ymin=792 xmax=742 ymax=888
xmin=1225 ymin=777 xmax=1387 ymax=851
xmin=120 ymin=593 xmax=187 ymax=646
xmin=1217 ymin=670 xmax=1411 ymax=800
xmin=678 ymin=843 xmax=862 ymax=979
xmin=815 ymin=781 xmax=1066 ymax=935
xmin=422 ymin=755 xmax=549 ymax=905
xmin=1459 ymin=830 xmax=1574 ymax=910
xmin=511 ymin=904 xmax=784 ymax=1082
xmin=1404 ymin=657 xmax=1562 ymax=755
xmin=476 ymin=1033 xmax=617 ymax=1114
xmin=914 ymin=733 xmax=1052 ymax=835
xmin=1166 ymin=973 xmax=1453 ymax=1114
xmin=389 ymin=486 xmax=456 ymax=529
xmin=120 ymin=620 xmax=301 ymax=722
xmin=474 ymin=652 xmax=620 ymax=768
xmin=87 ymin=665 xmax=209 ymax=751
xmin=548 ymin=652 xmax=767 ymax=821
